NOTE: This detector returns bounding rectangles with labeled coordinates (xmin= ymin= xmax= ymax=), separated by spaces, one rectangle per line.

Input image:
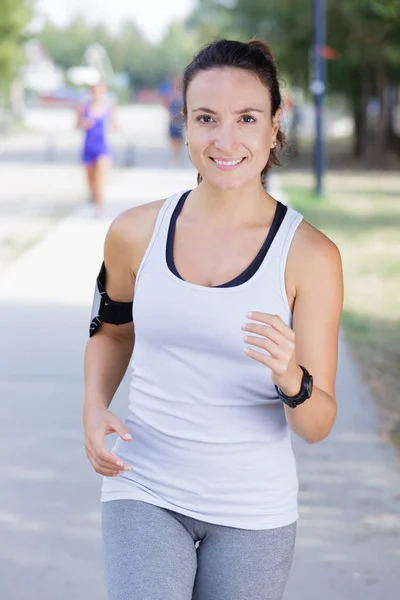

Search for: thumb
xmin=109 ymin=415 xmax=132 ymax=441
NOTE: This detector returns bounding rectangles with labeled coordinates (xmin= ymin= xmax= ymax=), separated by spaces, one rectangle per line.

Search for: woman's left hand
xmin=242 ymin=311 xmax=302 ymax=395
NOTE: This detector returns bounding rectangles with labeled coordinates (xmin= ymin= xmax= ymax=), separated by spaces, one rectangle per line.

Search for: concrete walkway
xmin=0 ymin=168 xmax=399 ymax=600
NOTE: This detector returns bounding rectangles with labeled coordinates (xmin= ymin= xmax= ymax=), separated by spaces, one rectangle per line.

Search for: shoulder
xmin=293 ymin=217 xmax=340 ymax=257
xmin=108 ymin=199 xmax=167 ymax=243
xmin=288 ymin=217 xmax=343 ymax=293
xmin=105 ymin=199 xmax=168 ymax=275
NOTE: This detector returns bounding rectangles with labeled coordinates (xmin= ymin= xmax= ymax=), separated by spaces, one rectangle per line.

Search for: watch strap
xmin=275 ymin=365 xmax=313 ymax=408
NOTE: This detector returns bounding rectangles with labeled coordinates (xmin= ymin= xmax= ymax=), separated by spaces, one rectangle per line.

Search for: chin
xmin=206 ymin=174 xmax=249 ymax=191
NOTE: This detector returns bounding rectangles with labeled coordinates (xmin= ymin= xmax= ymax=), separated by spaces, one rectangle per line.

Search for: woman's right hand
xmin=82 ymin=118 xmax=95 ymax=130
xmin=84 ymin=407 xmax=132 ymax=477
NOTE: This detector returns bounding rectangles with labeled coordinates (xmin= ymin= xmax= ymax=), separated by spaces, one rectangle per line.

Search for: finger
xmin=86 ymin=449 xmax=121 ymax=476
xmin=90 ymin=427 xmax=129 ymax=465
xmin=246 ymin=312 xmax=293 ymax=337
xmin=242 ymin=322 xmax=287 ymax=346
xmin=244 ymin=347 xmax=280 ymax=370
xmin=94 ymin=463 xmax=123 ymax=477
xmin=86 ymin=448 xmax=126 ymax=476
xmin=88 ymin=437 xmax=130 ymax=470
xmin=244 ymin=335 xmax=283 ymax=359
xmin=90 ymin=458 xmax=120 ymax=476
xmin=98 ymin=457 xmax=130 ymax=474
xmin=97 ymin=446 xmax=132 ymax=470
xmin=108 ymin=416 xmax=132 ymax=442
xmin=93 ymin=450 xmax=129 ymax=472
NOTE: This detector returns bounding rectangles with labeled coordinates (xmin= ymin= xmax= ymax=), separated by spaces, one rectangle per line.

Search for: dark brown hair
xmin=182 ymin=39 xmax=286 ymax=184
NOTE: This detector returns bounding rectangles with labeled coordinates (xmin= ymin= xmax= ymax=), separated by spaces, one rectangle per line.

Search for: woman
xmin=83 ymin=39 xmax=343 ymax=600
xmin=76 ymin=81 xmax=117 ymax=217
xmin=161 ymin=74 xmax=185 ymax=166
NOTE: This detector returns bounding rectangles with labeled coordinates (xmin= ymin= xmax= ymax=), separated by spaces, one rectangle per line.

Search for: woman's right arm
xmin=76 ymin=103 xmax=94 ymax=131
xmin=83 ymin=212 xmax=136 ymax=476
xmin=83 ymin=201 xmax=165 ymax=477
xmin=75 ymin=103 xmax=85 ymax=130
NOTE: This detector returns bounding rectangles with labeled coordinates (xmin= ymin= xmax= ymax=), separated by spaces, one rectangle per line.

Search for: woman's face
xmin=186 ymin=67 xmax=280 ymax=190
xmin=91 ymin=83 xmax=106 ymax=102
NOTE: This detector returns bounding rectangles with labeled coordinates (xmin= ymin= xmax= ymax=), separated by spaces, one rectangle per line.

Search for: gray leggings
xmin=102 ymin=500 xmax=296 ymax=600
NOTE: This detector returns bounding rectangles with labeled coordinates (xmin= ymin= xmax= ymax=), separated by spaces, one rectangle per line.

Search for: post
xmin=311 ymin=0 xmax=326 ymax=196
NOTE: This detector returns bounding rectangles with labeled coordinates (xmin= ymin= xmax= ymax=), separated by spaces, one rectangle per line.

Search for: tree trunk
xmin=352 ymin=68 xmax=368 ymax=158
xmin=385 ymin=85 xmax=400 ymax=154
xmin=353 ymin=96 xmax=368 ymax=158
xmin=374 ymin=48 xmax=390 ymax=166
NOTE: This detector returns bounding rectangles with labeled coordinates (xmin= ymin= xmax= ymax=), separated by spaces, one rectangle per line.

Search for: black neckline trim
xmin=166 ymin=190 xmax=288 ymax=288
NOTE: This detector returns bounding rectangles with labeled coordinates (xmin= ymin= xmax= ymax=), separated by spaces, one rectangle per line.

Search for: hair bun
xmin=248 ymin=39 xmax=276 ymax=64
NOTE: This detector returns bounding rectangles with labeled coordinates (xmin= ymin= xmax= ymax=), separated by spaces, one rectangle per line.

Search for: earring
xmin=184 ymin=141 xmax=188 ymax=146
xmin=272 ymin=141 xmax=277 ymax=148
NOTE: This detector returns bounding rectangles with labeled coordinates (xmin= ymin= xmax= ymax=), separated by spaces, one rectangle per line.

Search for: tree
xmin=0 ymin=0 xmax=32 ymax=90
xmin=38 ymin=18 xmax=164 ymax=90
xmin=327 ymin=0 xmax=400 ymax=159
xmin=38 ymin=16 xmax=98 ymax=71
xmin=189 ymin=0 xmax=400 ymax=159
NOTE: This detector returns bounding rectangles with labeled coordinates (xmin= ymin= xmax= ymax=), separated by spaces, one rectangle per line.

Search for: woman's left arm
xmin=284 ymin=227 xmax=344 ymax=443
xmin=244 ymin=225 xmax=344 ymax=444
xmin=110 ymin=105 xmax=118 ymax=132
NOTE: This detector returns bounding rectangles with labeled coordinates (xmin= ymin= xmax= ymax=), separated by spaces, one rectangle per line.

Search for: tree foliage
xmin=189 ymin=0 xmax=400 ymax=156
xmin=37 ymin=15 xmax=201 ymax=90
xmin=190 ymin=0 xmax=400 ymax=89
xmin=0 ymin=0 xmax=32 ymax=89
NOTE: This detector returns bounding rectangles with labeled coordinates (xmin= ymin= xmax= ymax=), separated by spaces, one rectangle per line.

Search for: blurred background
xmin=0 ymin=1 xmax=399 ymax=599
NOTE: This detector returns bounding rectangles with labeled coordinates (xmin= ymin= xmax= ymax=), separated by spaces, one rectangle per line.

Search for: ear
xmin=272 ymin=108 xmax=282 ymax=136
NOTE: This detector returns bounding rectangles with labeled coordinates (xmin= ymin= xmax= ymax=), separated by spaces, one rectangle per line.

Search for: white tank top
xmin=102 ymin=190 xmax=304 ymax=530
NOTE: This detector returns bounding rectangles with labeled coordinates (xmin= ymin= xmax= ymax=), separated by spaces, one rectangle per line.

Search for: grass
xmin=279 ymin=170 xmax=400 ymax=444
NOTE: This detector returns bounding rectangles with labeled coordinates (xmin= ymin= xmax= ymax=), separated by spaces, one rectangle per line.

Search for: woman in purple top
xmin=76 ymin=82 xmax=117 ymax=216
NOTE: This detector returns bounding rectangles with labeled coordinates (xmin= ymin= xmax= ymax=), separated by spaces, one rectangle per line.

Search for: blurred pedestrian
xmin=76 ymin=81 xmax=117 ymax=217
xmin=84 ymin=39 xmax=343 ymax=600
xmin=283 ymin=89 xmax=302 ymax=157
xmin=160 ymin=74 xmax=185 ymax=166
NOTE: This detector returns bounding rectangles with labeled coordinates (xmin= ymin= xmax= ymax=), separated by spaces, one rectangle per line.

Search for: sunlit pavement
xmin=0 ymin=106 xmax=399 ymax=600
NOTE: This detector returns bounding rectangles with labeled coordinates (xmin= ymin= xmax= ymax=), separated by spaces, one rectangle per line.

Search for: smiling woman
xmin=83 ymin=39 xmax=344 ymax=600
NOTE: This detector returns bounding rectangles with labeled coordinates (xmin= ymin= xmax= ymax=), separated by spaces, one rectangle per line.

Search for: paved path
xmin=0 ymin=110 xmax=399 ymax=598
xmin=0 ymin=105 xmax=192 ymax=274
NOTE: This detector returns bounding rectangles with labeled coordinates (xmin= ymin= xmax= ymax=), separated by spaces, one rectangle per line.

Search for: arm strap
xmin=89 ymin=262 xmax=133 ymax=337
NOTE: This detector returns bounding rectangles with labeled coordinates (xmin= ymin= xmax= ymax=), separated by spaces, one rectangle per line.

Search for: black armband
xmin=89 ymin=262 xmax=133 ymax=337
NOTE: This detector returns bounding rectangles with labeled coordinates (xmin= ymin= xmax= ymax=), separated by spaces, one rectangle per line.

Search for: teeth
xmin=213 ymin=158 xmax=242 ymax=166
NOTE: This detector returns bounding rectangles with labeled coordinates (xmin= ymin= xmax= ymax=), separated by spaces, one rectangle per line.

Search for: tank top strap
xmin=135 ymin=190 xmax=188 ymax=287
xmin=279 ymin=205 xmax=304 ymax=263
xmin=273 ymin=205 xmax=303 ymax=314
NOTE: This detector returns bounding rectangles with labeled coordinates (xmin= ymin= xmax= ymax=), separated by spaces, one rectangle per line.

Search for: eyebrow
xmin=192 ymin=107 xmax=265 ymax=114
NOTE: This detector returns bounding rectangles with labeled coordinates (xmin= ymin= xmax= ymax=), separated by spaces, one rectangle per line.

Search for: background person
xmin=76 ymin=81 xmax=117 ymax=217
xmin=160 ymin=74 xmax=185 ymax=166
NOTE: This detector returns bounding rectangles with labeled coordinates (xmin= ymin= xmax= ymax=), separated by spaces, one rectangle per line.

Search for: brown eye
xmin=241 ymin=115 xmax=256 ymax=123
xmin=197 ymin=115 xmax=214 ymax=124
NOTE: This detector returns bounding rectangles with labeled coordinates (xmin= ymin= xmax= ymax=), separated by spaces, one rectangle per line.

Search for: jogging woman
xmin=160 ymin=74 xmax=185 ymax=166
xmin=76 ymin=81 xmax=117 ymax=217
xmin=84 ymin=39 xmax=343 ymax=600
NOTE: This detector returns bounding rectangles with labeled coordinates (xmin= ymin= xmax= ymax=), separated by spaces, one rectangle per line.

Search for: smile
xmin=211 ymin=157 xmax=246 ymax=169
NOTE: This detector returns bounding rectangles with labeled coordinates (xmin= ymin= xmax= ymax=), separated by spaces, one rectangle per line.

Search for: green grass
xmin=280 ymin=171 xmax=400 ymax=442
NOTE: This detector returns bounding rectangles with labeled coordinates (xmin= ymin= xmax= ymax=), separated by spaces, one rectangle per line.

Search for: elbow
xmin=304 ymin=431 xmax=330 ymax=444
xmin=303 ymin=420 xmax=336 ymax=445
xmin=306 ymin=395 xmax=337 ymax=444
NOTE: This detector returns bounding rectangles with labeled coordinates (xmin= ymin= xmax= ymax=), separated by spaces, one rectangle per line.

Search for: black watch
xmin=275 ymin=365 xmax=313 ymax=408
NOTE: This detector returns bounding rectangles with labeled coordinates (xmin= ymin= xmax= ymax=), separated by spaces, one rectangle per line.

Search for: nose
xmin=213 ymin=123 xmax=238 ymax=153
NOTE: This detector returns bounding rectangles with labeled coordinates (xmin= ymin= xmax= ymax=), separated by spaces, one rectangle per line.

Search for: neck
xmin=188 ymin=179 xmax=276 ymax=226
